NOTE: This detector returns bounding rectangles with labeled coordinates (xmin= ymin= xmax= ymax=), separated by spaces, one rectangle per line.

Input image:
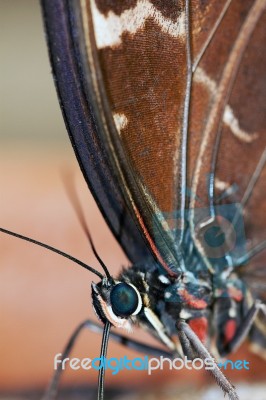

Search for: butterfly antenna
xmin=97 ymin=321 xmax=111 ymax=400
xmin=62 ymin=171 xmax=112 ymax=279
xmin=0 ymin=227 xmax=103 ymax=279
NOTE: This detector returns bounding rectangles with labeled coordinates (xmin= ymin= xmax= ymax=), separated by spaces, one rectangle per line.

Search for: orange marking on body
xmin=228 ymin=286 xmax=243 ymax=302
xmin=224 ymin=319 xmax=237 ymax=344
xmin=189 ymin=317 xmax=208 ymax=343
xmin=179 ymin=289 xmax=207 ymax=309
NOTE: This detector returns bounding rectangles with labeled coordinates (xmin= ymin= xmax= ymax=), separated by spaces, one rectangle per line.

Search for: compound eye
xmin=110 ymin=283 xmax=141 ymax=317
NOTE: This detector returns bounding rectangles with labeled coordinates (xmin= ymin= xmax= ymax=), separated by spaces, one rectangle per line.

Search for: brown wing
xmin=188 ymin=0 xmax=266 ymax=269
xmin=188 ymin=0 xmax=266 ymax=348
xmin=44 ymin=1 xmax=266 ymax=277
xmin=76 ymin=0 xmax=192 ymax=275
xmin=73 ymin=0 xmax=248 ymax=275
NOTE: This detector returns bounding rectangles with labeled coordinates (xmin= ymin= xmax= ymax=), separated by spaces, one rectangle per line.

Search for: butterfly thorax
xmin=92 ymin=252 xmax=249 ymax=355
xmin=121 ymin=258 xmax=249 ymax=354
xmin=120 ymin=263 xmax=212 ymax=345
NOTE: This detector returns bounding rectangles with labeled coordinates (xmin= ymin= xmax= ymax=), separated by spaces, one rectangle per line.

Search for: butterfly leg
xmin=176 ymin=320 xmax=239 ymax=400
xmin=42 ymin=319 xmax=89 ymax=400
xmin=42 ymin=319 xmax=173 ymax=400
xmin=177 ymin=324 xmax=195 ymax=360
xmin=220 ymin=300 xmax=266 ymax=356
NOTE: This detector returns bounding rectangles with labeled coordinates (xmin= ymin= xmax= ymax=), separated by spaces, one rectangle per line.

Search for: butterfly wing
xmin=189 ymin=0 xmax=266 ymax=248
xmin=41 ymin=1 xmax=154 ymax=265
xmin=42 ymin=0 xmax=193 ymax=275
xmin=187 ymin=0 xmax=266 ymax=353
xmin=41 ymin=0 xmax=266 ymax=282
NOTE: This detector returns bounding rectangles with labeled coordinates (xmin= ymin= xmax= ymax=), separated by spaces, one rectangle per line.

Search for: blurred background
xmin=0 ymin=1 xmax=265 ymax=399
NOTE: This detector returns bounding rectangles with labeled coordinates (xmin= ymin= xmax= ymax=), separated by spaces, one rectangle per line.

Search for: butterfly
xmin=1 ymin=0 xmax=266 ymax=399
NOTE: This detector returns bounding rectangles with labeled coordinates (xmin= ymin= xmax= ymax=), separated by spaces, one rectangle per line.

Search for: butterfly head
xmin=91 ymin=278 xmax=143 ymax=330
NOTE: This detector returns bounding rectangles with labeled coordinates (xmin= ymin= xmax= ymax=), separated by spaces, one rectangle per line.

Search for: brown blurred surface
xmin=0 ymin=1 xmax=265 ymax=398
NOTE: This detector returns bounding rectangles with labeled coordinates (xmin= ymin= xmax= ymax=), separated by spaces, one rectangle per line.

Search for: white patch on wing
xmin=194 ymin=67 xmax=258 ymax=143
xmin=113 ymin=113 xmax=128 ymax=134
xmin=194 ymin=66 xmax=217 ymax=94
xmin=223 ymin=106 xmax=258 ymax=143
xmin=214 ymin=178 xmax=230 ymax=191
xmin=90 ymin=0 xmax=185 ymax=49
